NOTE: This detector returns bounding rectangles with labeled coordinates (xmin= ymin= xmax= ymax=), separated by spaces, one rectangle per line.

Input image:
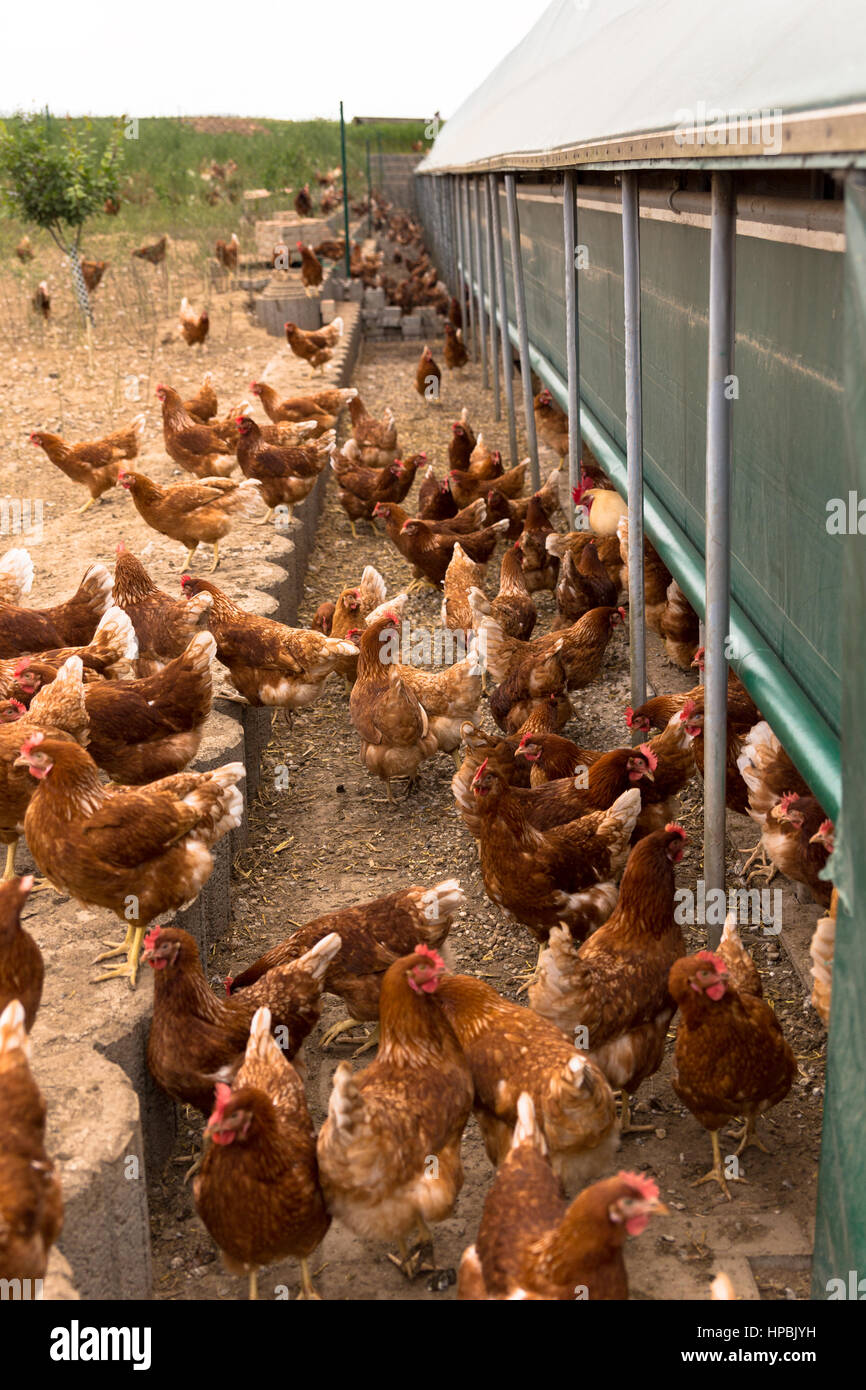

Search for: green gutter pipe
xmin=469 ymin=274 xmax=842 ymax=822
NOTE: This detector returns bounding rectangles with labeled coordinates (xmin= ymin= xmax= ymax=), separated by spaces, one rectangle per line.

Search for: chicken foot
xmin=692 ymin=1128 xmax=745 ymax=1201
xmin=319 ymin=1015 xmax=368 ymax=1048
xmin=741 ymin=840 xmax=776 ymax=883
xmin=388 ymin=1218 xmax=437 ymax=1280
xmin=75 ymin=495 xmax=99 ymax=515
xmin=727 ymin=1115 xmax=771 ymax=1156
xmin=618 ymin=1092 xmax=654 ymax=1135
xmin=92 ymin=924 xmax=146 ymax=988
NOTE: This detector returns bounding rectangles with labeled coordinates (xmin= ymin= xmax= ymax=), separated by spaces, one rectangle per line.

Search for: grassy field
xmin=0 ymin=113 xmax=429 ymax=250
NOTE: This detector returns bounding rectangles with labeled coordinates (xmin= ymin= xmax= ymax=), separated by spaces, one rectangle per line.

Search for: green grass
xmin=0 ymin=113 xmax=428 ymax=245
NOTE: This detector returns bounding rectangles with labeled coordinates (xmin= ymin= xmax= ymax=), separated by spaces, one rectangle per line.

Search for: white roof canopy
xmin=420 ymin=0 xmax=866 ymax=171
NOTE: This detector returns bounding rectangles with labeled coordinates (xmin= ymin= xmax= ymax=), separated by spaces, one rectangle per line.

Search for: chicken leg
xmin=388 ymin=1218 xmax=436 ymax=1280
xmin=257 ymin=508 xmax=275 ymax=526
xmin=209 ymin=541 xmax=220 ymax=573
xmin=727 ymin=1115 xmax=771 ymax=1156
xmin=183 ymin=544 xmax=198 ymax=569
xmin=92 ymin=924 xmax=146 ymax=988
xmin=297 ymin=1257 xmax=321 ymax=1300
xmin=618 ymin=1091 xmax=654 ymax=1135
xmin=75 ymin=496 xmax=98 ymax=515
xmin=692 ymin=1128 xmax=745 ymax=1200
xmin=2 ymin=840 xmax=17 ymax=881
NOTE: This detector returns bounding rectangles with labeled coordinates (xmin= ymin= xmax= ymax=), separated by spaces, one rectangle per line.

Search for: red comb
xmin=778 ymin=791 xmax=800 ymax=814
xmin=519 ymin=733 xmax=532 ymax=747
xmin=19 ymin=732 xmax=44 ymax=756
xmin=639 ymin=744 xmax=659 ymax=771
xmin=680 ymin=698 xmax=697 ymax=720
xmin=818 ymin=819 xmax=834 ymax=837
xmin=143 ymin=925 xmax=162 ymax=951
xmin=697 ymin=949 xmax=727 ymax=972
xmin=665 ymin=823 xmax=687 ymax=839
xmin=617 ymin=1170 xmax=660 ymax=1202
xmin=223 ymin=976 xmax=234 ymax=996
xmin=414 ymin=943 xmax=444 ymax=970
xmin=624 ymin=706 xmax=634 ymax=727
xmin=383 ymin=609 xmax=399 ymax=624
xmin=6 ymin=699 xmax=25 ymax=716
xmin=471 ymin=757 xmax=489 ymax=784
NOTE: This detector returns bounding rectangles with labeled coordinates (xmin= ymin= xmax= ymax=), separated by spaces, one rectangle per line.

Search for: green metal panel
xmin=812 ymin=175 xmax=866 ymax=1298
xmin=498 ymin=187 xmax=844 ymax=737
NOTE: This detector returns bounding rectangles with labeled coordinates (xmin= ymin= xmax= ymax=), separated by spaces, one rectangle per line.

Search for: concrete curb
xmin=36 ymin=304 xmax=362 ymax=1300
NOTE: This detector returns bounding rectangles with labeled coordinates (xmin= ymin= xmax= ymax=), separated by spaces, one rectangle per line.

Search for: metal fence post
xmin=472 ymin=178 xmax=489 ymax=388
xmin=703 ymin=172 xmax=737 ymax=935
xmin=449 ymin=175 xmax=459 ymax=295
xmin=340 ymin=102 xmax=351 ymax=281
xmin=484 ymin=175 xmax=501 ymax=422
xmin=490 ymin=174 xmax=518 ymax=463
xmin=454 ymin=176 xmax=466 ymax=323
xmin=622 ymin=171 xmax=647 ymax=718
xmin=563 ymin=170 xmax=582 ymax=527
xmin=504 ymin=173 xmax=540 ymax=490
xmin=462 ymin=177 xmax=478 ymax=360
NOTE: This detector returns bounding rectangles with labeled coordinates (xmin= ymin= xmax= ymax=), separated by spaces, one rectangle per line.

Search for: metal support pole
xmin=454 ymin=177 xmax=466 ymax=322
xmin=472 ymin=178 xmax=488 ymax=388
xmin=449 ymin=175 xmax=459 ymax=294
xmin=462 ymin=178 xmax=477 ymax=360
xmin=484 ymin=175 xmax=501 ymax=421
xmin=491 ymin=174 xmax=518 ymax=463
xmin=622 ymin=172 xmax=646 ymax=718
xmin=703 ymin=172 xmax=737 ymax=935
xmin=504 ymin=173 xmax=540 ymax=490
xmin=563 ymin=170 xmax=582 ymax=527
xmin=365 ymin=139 xmax=372 ymax=238
xmin=340 ymin=102 xmax=351 ymax=281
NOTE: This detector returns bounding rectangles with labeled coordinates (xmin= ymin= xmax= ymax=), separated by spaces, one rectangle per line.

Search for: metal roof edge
xmin=419 ymin=102 xmax=866 ymax=175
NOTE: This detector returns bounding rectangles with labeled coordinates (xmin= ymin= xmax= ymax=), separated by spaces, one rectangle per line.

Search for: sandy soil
xmin=0 ymin=231 xmax=826 ymax=1303
xmin=142 ymin=339 xmax=826 ymax=1303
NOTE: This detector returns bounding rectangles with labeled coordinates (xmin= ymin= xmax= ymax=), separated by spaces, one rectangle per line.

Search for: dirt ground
xmin=0 ymin=229 xmax=826 ymax=1303
xmin=135 ymin=337 xmax=826 ymax=1304
xmin=0 ymin=232 xmax=325 ymax=604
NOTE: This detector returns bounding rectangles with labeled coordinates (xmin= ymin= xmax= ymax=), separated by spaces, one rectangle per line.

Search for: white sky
xmin=2 ymin=0 xmax=546 ymax=122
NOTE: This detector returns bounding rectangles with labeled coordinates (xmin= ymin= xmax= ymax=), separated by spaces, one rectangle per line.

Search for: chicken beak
xmin=644 ymin=1198 xmax=669 ymax=1216
xmin=642 ymin=768 xmax=655 ymax=782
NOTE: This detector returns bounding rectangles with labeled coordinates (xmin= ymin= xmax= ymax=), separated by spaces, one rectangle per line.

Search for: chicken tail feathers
xmin=0 ymin=547 xmax=35 ymax=603
xmin=513 ymin=1092 xmax=546 ymax=1153
xmin=359 ymin=564 xmax=387 ymax=610
xmin=71 ymin=562 xmax=113 ymax=627
xmin=0 ymin=999 xmax=29 ymax=1060
xmin=296 ymin=931 xmax=342 ymax=982
xmin=183 ymin=762 xmax=245 ymax=843
xmin=29 ymin=655 xmax=90 ymax=745
xmin=245 ymin=1005 xmax=284 ymax=1067
xmin=92 ymin=604 xmax=139 ymax=669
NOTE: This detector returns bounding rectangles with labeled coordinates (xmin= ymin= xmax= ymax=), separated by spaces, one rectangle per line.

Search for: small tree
xmin=0 ymin=113 xmax=123 ymax=325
